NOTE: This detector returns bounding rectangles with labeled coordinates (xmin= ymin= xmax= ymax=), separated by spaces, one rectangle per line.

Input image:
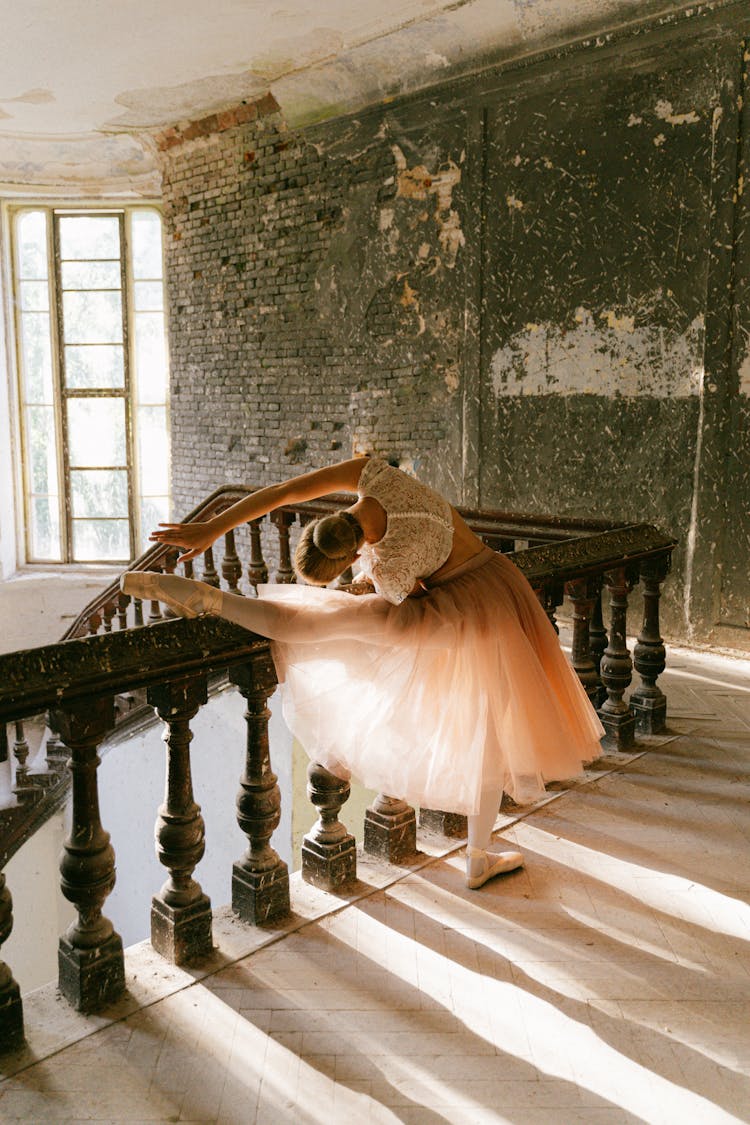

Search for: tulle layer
xmin=222 ymin=550 xmax=604 ymax=815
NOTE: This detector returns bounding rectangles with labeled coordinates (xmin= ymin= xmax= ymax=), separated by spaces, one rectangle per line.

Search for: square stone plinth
xmin=58 ymin=932 xmax=125 ymax=1013
xmin=301 ymin=835 xmax=356 ymax=892
xmin=232 ymin=861 xmax=290 ymax=926
xmin=151 ymin=894 xmax=213 ymax=966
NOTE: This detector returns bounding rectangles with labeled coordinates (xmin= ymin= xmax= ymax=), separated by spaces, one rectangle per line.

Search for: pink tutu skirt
xmin=242 ymin=548 xmax=603 ymax=815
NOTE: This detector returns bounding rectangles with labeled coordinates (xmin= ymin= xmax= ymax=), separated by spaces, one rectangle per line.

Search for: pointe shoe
xmin=465 ymin=845 xmax=524 ymax=889
xmin=120 ymin=572 xmax=222 ymax=620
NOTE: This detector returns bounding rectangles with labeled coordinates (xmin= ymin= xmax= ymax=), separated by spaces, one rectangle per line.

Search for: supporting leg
xmin=466 ymin=786 xmax=523 ymax=889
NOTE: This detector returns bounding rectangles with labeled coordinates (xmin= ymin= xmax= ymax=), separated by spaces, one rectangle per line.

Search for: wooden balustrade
xmin=0 ymin=519 xmax=676 ymax=1048
xmin=62 ymin=486 xmax=622 ymax=641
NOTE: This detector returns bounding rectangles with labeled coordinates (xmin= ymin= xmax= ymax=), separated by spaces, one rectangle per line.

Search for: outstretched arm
xmin=149 ymin=457 xmax=368 ymax=562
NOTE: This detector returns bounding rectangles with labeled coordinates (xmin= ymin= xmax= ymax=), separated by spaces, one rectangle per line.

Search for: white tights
xmin=467 ymin=785 xmax=504 ymax=853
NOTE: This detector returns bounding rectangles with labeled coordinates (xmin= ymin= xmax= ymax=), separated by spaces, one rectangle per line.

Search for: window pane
xmin=59 ymin=216 xmax=120 ymax=260
xmin=134 ymin=312 xmax=167 ymax=402
xmin=140 ymin=496 xmax=169 ymax=553
xmin=67 ymin=398 xmax=126 ymax=466
xmin=20 ymin=281 xmax=49 ymax=311
xmin=65 ymin=345 xmax=124 ymax=389
xmin=62 ymin=290 xmax=123 ymax=344
xmin=72 ymin=519 xmax=130 ymax=561
xmin=30 ymin=496 xmax=60 ymax=560
xmin=61 ymin=260 xmax=121 ymax=289
xmin=26 ymin=406 xmax=58 ymax=494
xmin=20 ymin=313 xmax=54 ymax=402
xmin=131 ymin=210 xmax=163 ymax=278
xmin=17 ymin=211 xmax=48 ymax=278
xmin=134 ymin=281 xmax=163 ymax=311
xmin=71 ymin=469 xmax=128 ymax=518
xmin=137 ymin=406 xmax=169 ymax=494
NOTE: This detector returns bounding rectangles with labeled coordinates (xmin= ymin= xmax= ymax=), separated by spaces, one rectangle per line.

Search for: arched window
xmin=10 ymin=206 xmax=170 ymax=562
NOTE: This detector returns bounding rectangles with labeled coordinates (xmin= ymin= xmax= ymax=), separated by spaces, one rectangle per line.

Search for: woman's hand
xmin=149 ymin=520 xmax=219 ymax=563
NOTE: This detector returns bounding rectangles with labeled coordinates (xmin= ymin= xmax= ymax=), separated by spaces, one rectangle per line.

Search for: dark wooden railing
xmin=0 ymin=496 xmax=676 ymax=1050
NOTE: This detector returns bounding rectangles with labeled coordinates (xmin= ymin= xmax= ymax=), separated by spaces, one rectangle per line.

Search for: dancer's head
xmin=294 ymin=510 xmax=365 ymax=585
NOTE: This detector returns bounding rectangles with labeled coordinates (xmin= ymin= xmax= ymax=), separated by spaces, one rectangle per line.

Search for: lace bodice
xmin=356 ymin=458 xmax=454 ymax=605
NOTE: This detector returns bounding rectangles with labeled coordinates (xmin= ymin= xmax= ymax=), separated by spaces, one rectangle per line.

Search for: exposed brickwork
xmin=161 ymin=107 xmax=467 ymax=521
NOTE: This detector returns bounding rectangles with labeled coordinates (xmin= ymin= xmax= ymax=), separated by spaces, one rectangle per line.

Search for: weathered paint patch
xmin=392 ymin=144 xmax=465 ymax=267
xmin=490 ymin=309 xmax=705 ymax=397
xmin=738 ymin=345 xmax=750 ymax=396
xmin=654 ymin=99 xmax=701 ymax=126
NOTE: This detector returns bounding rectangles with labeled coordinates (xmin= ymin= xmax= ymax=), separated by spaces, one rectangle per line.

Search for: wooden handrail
xmin=62 ymin=483 xmax=629 ymax=641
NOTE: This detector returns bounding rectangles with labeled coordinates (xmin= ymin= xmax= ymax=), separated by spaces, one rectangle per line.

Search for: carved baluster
xmin=0 ymin=872 xmax=24 ymax=1049
xmin=247 ymin=519 xmax=268 ymax=592
xmin=539 ymin=580 xmax=564 ymax=634
xmin=271 ymin=510 xmax=296 ymax=584
xmin=230 ymin=653 xmax=289 ymax=924
xmin=54 ymin=698 xmax=124 ymax=1012
xmin=631 ymin=554 xmax=671 ymax=734
xmin=116 ymin=592 xmax=129 ymax=630
xmin=364 ymin=794 xmax=417 ymax=863
xmin=182 ymin=558 xmax=195 ymax=579
xmin=147 ymin=676 xmax=212 ymax=964
xmin=45 ymin=716 xmax=68 ymax=770
xmin=302 ymin=763 xmax=356 ymax=891
xmin=87 ymin=611 xmax=102 ymax=636
xmin=598 ymin=568 xmax=637 ymax=750
xmin=222 ymin=529 xmax=243 ymax=594
xmin=101 ymin=600 xmax=116 ymax=633
xmin=201 ymin=547 xmax=220 ymax=588
xmin=589 ymin=587 xmax=608 ymax=675
xmin=418 ymin=808 xmax=467 ymax=838
xmin=566 ymin=577 xmax=600 ymax=703
xmin=133 ymin=597 xmax=144 ymax=626
xmin=12 ymin=721 xmax=30 ymax=789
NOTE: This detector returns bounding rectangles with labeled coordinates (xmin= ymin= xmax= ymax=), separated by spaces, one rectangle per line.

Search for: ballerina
xmin=122 ymin=456 xmax=604 ymax=889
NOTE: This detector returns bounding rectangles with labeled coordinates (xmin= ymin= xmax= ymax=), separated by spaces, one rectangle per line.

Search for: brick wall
xmin=161 ymin=97 xmax=468 ymax=519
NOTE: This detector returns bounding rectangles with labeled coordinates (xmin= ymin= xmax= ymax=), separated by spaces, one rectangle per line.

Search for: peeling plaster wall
xmin=161 ymin=7 xmax=750 ymax=647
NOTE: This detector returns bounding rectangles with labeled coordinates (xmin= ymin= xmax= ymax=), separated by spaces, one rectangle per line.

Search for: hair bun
xmin=313 ymin=514 xmax=357 ymax=560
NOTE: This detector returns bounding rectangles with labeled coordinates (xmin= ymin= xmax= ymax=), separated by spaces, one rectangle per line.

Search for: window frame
xmin=4 ymin=200 xmax=170 ymax=567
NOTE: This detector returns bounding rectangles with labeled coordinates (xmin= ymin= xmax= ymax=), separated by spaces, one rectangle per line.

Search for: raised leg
xmin=364 ymin=794 xmax=417 ymax=864
xmin=230 ymin=653 xmax=290 ymax=924
xmin=147 ymin=676 xmax=213 ymax=964
xmin=631 ymin=554 xmax=671 ymax=734
xmin=54 ymin=698 xmax=124 ymax=1012
xmin=302 ymin=763 xmax=356 ymax=891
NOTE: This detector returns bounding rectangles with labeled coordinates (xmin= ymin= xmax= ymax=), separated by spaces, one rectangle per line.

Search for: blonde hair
xmin=294 ymin=511 xmax=364 ymax=585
